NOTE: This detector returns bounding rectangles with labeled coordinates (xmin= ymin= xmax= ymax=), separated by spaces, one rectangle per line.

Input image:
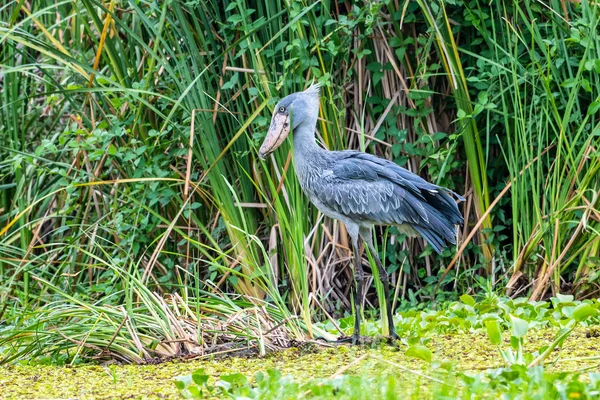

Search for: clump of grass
xmin=0 ymin=255 xmax=321 ymax=364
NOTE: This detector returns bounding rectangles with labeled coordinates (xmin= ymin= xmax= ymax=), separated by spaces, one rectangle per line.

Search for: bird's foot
xmin=323 ymin=334 xmax=361 ymax=345
xmin=388 ymin=331 xmax=400 ymax=343
xmin=314 ymin=335 xmax=353 ymax=344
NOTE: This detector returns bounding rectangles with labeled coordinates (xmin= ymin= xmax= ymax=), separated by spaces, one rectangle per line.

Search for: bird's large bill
xmin=259 ymin=113 xmax=290 ymax=159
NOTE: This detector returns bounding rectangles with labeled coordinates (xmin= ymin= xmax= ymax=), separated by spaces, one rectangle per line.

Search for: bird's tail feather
xmin=413 ymin=189 xmax=463 ymax=254
xmin=423 ymin=189 xmax=464 ymax=226
xmin=413 ymin=225 xmax=454 ymax=254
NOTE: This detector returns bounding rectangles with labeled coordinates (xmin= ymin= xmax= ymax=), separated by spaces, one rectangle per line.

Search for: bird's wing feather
xmin=311 ymin=151 xmax=463 ymax=253
xmin=332 ymin=151 xmax=464 ymax=224
xmin=332 ymin=152 xmax=428 ymax=197
xmin=314 ymin=152 xmax=431 ymax=225
xmin=317 ymin=175 xmax=426 ymax=225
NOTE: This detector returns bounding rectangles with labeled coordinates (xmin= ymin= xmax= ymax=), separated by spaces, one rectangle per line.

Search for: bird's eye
xmin=278 ymin=106 xmax=286 ymax=113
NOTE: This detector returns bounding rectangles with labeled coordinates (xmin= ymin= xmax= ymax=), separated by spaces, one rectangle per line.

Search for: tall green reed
xmin=470 ymin=0 xmax=600 ymax=298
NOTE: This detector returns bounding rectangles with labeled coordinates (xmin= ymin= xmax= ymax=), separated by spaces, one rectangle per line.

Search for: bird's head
xmin=258 ymin=83 xmax=321 ymax=159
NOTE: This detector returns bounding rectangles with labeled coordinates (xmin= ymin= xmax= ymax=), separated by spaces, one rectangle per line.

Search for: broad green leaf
xmin=174 ymin=379 xmax=186 ymax=390
xmin=220 ymin=373 xmax=247 ymax=386
xmin=405 ymin=345 xmax=432 ymax=363
xmin=221 ymin=72 xmax=239 ymax=90
xmin=485 ymin=320 xmax=502 ymax=345
xmin=555 ymin=294 xmax=574 ymax=303
xmin=510 ymin=335 xmax=520 ymax=350
xmin=562 ymin=306 xmax=576 ymax=318
xmin=460 ymin=294 xmax=476 ymax=306
xmin=174 ymin=375 xmax=192 ymax=390
xmin=573 ymin=303 xmax=597 ymax=322
xmin=588 ymin=101 xmax=600 ymax=116
xmin=510 ymin=315 xmax=529 ymax=338
xmin=188 ymin=386 xmax=201 ymax=398
xmin=192 ymin=369 xmax=209 ymax=386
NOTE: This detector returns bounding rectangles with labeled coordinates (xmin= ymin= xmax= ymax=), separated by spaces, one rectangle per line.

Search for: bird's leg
xmin=351 ymin=236 xmax=365 ymax=345
xmin=361 ymin=228 xmax=399 ymax=341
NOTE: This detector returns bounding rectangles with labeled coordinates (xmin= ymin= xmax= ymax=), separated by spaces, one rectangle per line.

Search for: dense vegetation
xmin=4 ymin=295 xmax=600 ymax=398
xmin=1 ymin=0 xmax=599 ymax=371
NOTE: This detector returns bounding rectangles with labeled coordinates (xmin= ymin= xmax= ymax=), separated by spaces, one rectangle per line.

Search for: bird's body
xmin=259 ymin=83 xmax=463 ymax=343
xmin=294 ymin=147 xmax=462 ymax=252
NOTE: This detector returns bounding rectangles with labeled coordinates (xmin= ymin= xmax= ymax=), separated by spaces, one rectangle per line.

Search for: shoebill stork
xmin=258 ymin=83 xmax=463 ymax=344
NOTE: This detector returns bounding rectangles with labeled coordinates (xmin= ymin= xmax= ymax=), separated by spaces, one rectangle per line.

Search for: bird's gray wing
xmin=313 ymin=151 xmax=462 ymax=252
xmin=335 ymin=151 xmax=464 ymax=225
xmin=315 ymin=155 xmax=431 ymax=226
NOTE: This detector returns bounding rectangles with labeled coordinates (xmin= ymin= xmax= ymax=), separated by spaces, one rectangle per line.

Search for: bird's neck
xmin=292 ymin=115 xmax=321 ymax=159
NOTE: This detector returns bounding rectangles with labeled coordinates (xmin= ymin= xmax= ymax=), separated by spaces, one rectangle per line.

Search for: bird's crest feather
xmin=304 ymin=81 xmax=321 ymax=97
